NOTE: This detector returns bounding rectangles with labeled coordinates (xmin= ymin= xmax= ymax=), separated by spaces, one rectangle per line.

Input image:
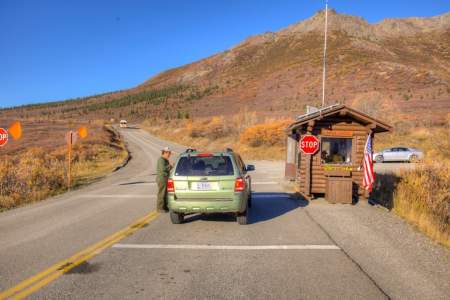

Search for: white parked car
xmin=373 ymin=147 xmax=424 ymax=163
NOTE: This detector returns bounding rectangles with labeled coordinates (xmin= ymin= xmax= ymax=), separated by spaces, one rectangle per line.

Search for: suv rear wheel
xmin=237 ymin=206 xmax=248 ymax=225
xmin=170 ymin=211 xmax=184 ymax=224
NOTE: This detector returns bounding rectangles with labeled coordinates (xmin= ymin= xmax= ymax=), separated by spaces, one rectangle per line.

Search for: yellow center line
xmin=0 ymin=212 xmax=151 ymax=299
xmin=0 ymin=211 xmax=160 ymax=300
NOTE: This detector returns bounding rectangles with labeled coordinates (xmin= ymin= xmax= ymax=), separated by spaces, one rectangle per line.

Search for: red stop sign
xmin=299 ymin=135 xmax=320 ymax=155
xmin=0 ymin=128 xmax=8 ymax=147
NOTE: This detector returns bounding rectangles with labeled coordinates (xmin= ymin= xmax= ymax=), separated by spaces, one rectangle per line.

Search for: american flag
xmin=362 ymin=134 xmax=375 ymax=192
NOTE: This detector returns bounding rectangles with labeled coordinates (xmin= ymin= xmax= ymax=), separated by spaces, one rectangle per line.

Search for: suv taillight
xmin=234 ymin=177 xmax=245 ymax=192
xmin=167 ymin=179 xmax=175 ymax=192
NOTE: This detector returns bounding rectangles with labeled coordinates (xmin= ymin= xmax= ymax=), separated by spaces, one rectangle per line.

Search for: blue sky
xmin=1 ymin=0 xmax=449 ymax=107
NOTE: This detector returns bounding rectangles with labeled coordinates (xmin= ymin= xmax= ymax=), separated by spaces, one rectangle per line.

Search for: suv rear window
xmin=174 ymin=156 xmax=234 ymax=176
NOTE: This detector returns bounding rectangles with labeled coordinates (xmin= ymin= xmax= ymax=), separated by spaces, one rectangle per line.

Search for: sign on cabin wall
xmin=321 ymin=129 xmax=353 ymax=137
xmin=322 ymin=165 xmax=353 ymax=171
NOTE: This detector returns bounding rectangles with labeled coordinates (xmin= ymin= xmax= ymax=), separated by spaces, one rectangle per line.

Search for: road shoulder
xmin=305 ymin=199 xmax=450 ymax=299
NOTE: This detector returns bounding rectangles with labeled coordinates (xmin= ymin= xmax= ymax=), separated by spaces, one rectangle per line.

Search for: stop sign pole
xmin=298 ymin=134 xmax=320 ymax=198
xmin=65 ymin=131 xmax=77 ymax=191
xmin=65 ymin=127 xmax=88 ymax=191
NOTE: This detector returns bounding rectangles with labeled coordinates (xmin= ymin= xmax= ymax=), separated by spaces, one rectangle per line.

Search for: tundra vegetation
xmin=0 ymin=125 xmax=128 ymax=211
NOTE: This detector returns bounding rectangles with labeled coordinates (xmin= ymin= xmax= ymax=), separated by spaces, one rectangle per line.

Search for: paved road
xmin=0 ymin=129 xmax=448 ymax=299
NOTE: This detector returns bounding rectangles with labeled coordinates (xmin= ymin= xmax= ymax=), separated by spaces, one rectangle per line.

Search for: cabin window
xmin=321 ymin=137 xmax=352 ymax=164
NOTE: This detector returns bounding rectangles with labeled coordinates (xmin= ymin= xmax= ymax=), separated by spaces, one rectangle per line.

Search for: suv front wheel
xmin=170 ymin=211 xmax=184 ymax=224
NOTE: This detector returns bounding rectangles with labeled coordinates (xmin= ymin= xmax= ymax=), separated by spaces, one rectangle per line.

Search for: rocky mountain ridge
xmin=3 ymin=9 xmax=450 ymax=125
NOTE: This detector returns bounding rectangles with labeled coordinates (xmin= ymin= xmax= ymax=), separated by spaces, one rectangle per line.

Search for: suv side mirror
xmin=246 ymin=165 xmax=255 ymax=172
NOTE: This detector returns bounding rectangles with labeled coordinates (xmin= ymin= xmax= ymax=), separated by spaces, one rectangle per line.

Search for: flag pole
xmin=322 ymin=0 xmax=329 ymax=108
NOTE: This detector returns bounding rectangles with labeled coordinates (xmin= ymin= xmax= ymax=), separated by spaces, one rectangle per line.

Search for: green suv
xmin=167 ymin=149 xmax=255 ymax=225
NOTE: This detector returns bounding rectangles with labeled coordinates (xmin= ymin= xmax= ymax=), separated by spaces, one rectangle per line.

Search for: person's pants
xmin=157 ymin=179 xmax=167 ymax=211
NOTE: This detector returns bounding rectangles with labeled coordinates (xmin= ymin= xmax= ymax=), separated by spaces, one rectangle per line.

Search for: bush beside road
xmin=393 ymin=162 xmax=449 ymax=247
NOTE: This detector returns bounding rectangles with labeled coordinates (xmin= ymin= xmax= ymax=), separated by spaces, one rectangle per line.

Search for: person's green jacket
xmin=156 ymin=157 xmax=171 ymax=182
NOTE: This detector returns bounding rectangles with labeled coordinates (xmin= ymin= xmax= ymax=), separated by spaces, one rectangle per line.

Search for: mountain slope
xmin=3 ymin=9 xmax=450 ymax=124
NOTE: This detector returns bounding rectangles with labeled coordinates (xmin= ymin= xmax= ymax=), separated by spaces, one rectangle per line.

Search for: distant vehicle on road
xmin=373 ymin=147 xmax=423 ymax=163
xmin=167 ymin=148 xmax=255 ymax=225
xmin=119 ymin=120 xmax=128 ymax=128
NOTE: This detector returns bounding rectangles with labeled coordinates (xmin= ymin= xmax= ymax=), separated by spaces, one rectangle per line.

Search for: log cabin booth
xmin=285 ymin=104 xmax=392 ymax=204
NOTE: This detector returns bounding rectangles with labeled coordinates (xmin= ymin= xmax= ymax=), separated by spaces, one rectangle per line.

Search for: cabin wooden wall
xmin=296 ymin=119 xmax=371 ymax=199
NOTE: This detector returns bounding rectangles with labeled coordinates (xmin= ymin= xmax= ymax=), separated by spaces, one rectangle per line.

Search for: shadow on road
xmin=370 ymin=173 xmax=401 ymax=210
xmin=184 ymin=213 xmax=237 ymax=223
xmin=249 ymin=192 xmax=307 ymax=224
xmin=119 ymin=181 xmax=155 ymax=185
xmin=182 ymin=192 xmax=307 ymax=224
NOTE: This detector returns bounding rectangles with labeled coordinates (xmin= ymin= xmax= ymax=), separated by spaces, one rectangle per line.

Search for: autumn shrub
xmin=0 ymin=149 xmax=65 ymax=209
xmin=393 ymin=162 xmax=450 ymax=247
xmin=0 ymin=160 xmax=21 ymax=209
xmin=239 ymin=119 xmax=292 ymax=147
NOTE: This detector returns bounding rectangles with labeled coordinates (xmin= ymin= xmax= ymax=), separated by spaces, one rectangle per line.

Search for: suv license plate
xmin=195 ymin=182 xmax=212 ymax=190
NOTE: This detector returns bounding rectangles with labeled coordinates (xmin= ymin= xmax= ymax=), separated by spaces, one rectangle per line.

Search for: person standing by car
xmin=156 ymin=146 xmax=172 ymax=212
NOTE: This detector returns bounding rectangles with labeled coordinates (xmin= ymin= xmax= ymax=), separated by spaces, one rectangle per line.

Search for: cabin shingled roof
xmin=287 ymin=104 xmax=392 ymax=133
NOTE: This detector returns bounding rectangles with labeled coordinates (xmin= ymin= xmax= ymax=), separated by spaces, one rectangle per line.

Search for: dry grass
xmin=142 ymin=112 xmax=292 ymax=160
xmin=0 ymin=126 xmax=128 ymax=211
xmin=393 ymin=162 xmax=450 ymax=247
